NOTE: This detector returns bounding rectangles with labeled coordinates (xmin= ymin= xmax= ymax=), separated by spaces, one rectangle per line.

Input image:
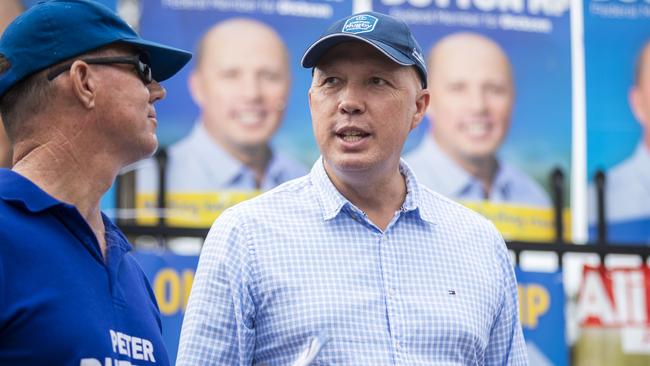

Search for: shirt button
xmin=395 ymin=340 xmax=401 ymax=351
xmin=388 ymin=287 xmax=396 ymax=297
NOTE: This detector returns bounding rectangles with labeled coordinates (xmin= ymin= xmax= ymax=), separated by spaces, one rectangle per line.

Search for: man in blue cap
xmin=177 ymin=11 xmax=527 ymax=365
xmin=0 ymin=1 xmax=190 ymax=364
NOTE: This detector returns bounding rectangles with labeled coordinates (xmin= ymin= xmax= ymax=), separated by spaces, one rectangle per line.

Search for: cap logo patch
xmin=342 ymin=14 xmax=378 ymax=34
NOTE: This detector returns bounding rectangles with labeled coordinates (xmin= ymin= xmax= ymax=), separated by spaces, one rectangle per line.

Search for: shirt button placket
xmin=380 ymin=233 xmax=403 ymax=363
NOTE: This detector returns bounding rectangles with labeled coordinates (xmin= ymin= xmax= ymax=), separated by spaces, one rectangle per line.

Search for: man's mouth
xmin=234 ymin=110 xmax=267 ymax=126
xmin=461 ymin=120 xmax=493 ymax=139
xmin=335 ymin=127 xmax=370 ymax=142
xmin=338 ymin=130 xmax=369 ymax=142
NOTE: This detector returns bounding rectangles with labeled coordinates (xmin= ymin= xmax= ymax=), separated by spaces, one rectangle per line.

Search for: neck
xmin=204 ymin=122 xmax=271 ymax=188
xmin=435 ymin=137 xmax=498 ymax=198
xmin=232 ymin=145 xmax=272 ymax=188
xmin=324 ymin=160 xmax=407 ymax=231
xmin=457 ymin=156 xmax=498 ymax=198
xmin=12 ymin=139 xmax=118 ymax=258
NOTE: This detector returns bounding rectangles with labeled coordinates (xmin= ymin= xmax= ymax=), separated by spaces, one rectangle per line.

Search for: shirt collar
xmin=632 ymin=142 xmax=650 ymax=185
xmin=310 ymin=157 xmax=436 ymax=224
xmin=310 ymin=157 xmax=348 ymax=221
xmin=400 ymin=159 xmax=436 ymax=224
xmin=0 ymin=169 xmax=132 ymax=254
xmin=189 ymin=122 xmax=245 ymax=187
xmin=491 ymin=163 xmax=517 ymax=199
xmin=412 ymin=135 xmax=515 ymax=200
xmin=103 ymin=212 xmax=133 ymax=253
xmin=0 ymin=169 xmax=61 ymax=212
xmin=189 ymin=122 xmax=292 ymax=189
xmin=414 ymin=135 xmax=475 ymax=197
xmin=262 ymin=153 xmax=302 ymax=190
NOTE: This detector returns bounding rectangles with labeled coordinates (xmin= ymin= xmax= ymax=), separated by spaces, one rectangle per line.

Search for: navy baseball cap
xmin=0 ymin=0 xmax=192 ymax=98
xmin=301 ymin=11 xmax=427 ymax=88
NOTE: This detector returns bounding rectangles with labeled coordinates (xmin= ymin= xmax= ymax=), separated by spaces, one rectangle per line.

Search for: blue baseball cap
xmin=301 ymin=11 xmax=427 ymax=88
xmin=0 ymin=0 xmax=192 ymax=98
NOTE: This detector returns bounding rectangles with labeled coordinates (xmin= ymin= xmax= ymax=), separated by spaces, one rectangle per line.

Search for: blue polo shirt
xmin=0 ymin=169 xmax=170 ymax=366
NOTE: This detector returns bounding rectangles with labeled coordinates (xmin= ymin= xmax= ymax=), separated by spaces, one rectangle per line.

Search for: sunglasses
xmin=47 ymin=54 xmax=153 ymax=84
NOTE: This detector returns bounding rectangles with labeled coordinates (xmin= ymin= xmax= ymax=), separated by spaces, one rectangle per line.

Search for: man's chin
xmin=138 ymin=141 xmax=159 ymax=161
xmin=325 ymin=157 xmax=378 ymax=175
xmin=462 ymin=151 xmax=498 ymax=166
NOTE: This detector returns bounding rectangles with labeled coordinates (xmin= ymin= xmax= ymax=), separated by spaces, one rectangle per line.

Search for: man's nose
xmin=338 ymin=84 xmax=365 ymax=115
xmin=148 ymin=80 xmax=166 ymax=103
xmin=467 ymin=87 xmax=488 ymax=112
xmin=240 ymin=74 xmax=263 ymax=101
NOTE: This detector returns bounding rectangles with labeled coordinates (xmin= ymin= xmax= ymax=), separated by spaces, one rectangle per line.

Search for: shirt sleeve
xmin=484 ymin=229 xmax=529 ymax=366
xmin=176 ymin=208 xmax=257 ymax=366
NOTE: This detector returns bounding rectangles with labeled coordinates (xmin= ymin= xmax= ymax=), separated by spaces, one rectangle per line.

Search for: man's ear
xmin=69 ymin=61 xmax=96 ymax=109
xmin=629 ymin=85 xmax=649 ymax=127
xmin=188 ymin=70 xmax=205 ymax=108
xmin=410 ymin=88 xmax=430 ymax=131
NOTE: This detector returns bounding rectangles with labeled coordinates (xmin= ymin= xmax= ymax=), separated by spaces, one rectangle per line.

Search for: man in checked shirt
xmin=177 ymin=11 xmax=528 ymax=366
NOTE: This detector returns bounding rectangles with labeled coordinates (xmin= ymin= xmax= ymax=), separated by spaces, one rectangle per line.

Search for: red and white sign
xmin=577 ymin=266 xmax=650 ymax=354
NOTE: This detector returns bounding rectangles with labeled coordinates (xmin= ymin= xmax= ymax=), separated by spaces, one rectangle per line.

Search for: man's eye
xmin=323 ymin=77 xmax=339 ymax=85
xmin=260 ymin=70 xmax=283 ymax=82
xmin=219 ymin=69 xmax=239 ymax=79
xmin=485 ymin=83 xmax=508 ymax=95
xmin=370 ymin=77 xmax=387 ymax=86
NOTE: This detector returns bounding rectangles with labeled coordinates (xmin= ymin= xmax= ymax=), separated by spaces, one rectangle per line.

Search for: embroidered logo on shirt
xmin=448 ymin=289 xmax=456 ymax=295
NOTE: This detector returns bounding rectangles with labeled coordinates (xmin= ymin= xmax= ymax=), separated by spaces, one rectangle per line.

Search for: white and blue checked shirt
xmin=177 ymin=158 xmax=528 ymax=365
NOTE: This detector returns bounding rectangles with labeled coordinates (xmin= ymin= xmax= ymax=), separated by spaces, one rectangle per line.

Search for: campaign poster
xmin=133 ymin=0 xmax=354 ymax=227
xmin=573 ymin=265 xmax=650 ymax=365
xmin=372 ymin=0 xmax=572 ymax=242
xmin=584 ymin=0 xmax=650 ymax=244
xmin=131 ymin=250 xmax=199 ymax=363
xmin=516 ymin=269 xmax=568 ymax=366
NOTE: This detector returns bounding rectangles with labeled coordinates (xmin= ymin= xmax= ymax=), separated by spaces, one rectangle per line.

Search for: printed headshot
xmin=406 ymin=32 xmax=551 ymax=208
xmin=136 ymin=18 xmax=307 ymax=195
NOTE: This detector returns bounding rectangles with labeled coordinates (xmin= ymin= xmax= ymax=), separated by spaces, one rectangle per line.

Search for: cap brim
xmin=301 ymin=33 xmax=414 ymax=69
xmin=121 ymin=38 xmax=192 ymax=82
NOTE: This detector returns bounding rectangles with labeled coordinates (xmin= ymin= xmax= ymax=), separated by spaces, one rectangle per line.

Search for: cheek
xmin=262 ymin=82 xmax=289 ymax=99
xmin=207 ymin=88 xmax=232 ymax=106
xmin=431 ymin=96 xmax=461 ymax=121
xmin=487 ymin=95 xmax=512 ymax=118
xmin=310 ymin=114 xmax=331 ymax=149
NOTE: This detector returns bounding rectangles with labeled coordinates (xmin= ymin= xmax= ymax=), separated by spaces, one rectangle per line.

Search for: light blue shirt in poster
xmin=405 ymin=134 xmax=552 ymax=208
xmin=588 ymin=143 xmax=650 ymax=243
xmin=136 ymin=123 xmax=307 ymax=193
xmin=176 ymin=157 xmax=528 ymax=366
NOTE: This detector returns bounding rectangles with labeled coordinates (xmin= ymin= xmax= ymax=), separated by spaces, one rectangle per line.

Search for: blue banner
xmin=131 ymin=250 xmax=199 ymax=363
xmin=516 ymin=269 xmax=568 ymax=366
xmin=584 ymin=0 xmax=650 ymax=244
